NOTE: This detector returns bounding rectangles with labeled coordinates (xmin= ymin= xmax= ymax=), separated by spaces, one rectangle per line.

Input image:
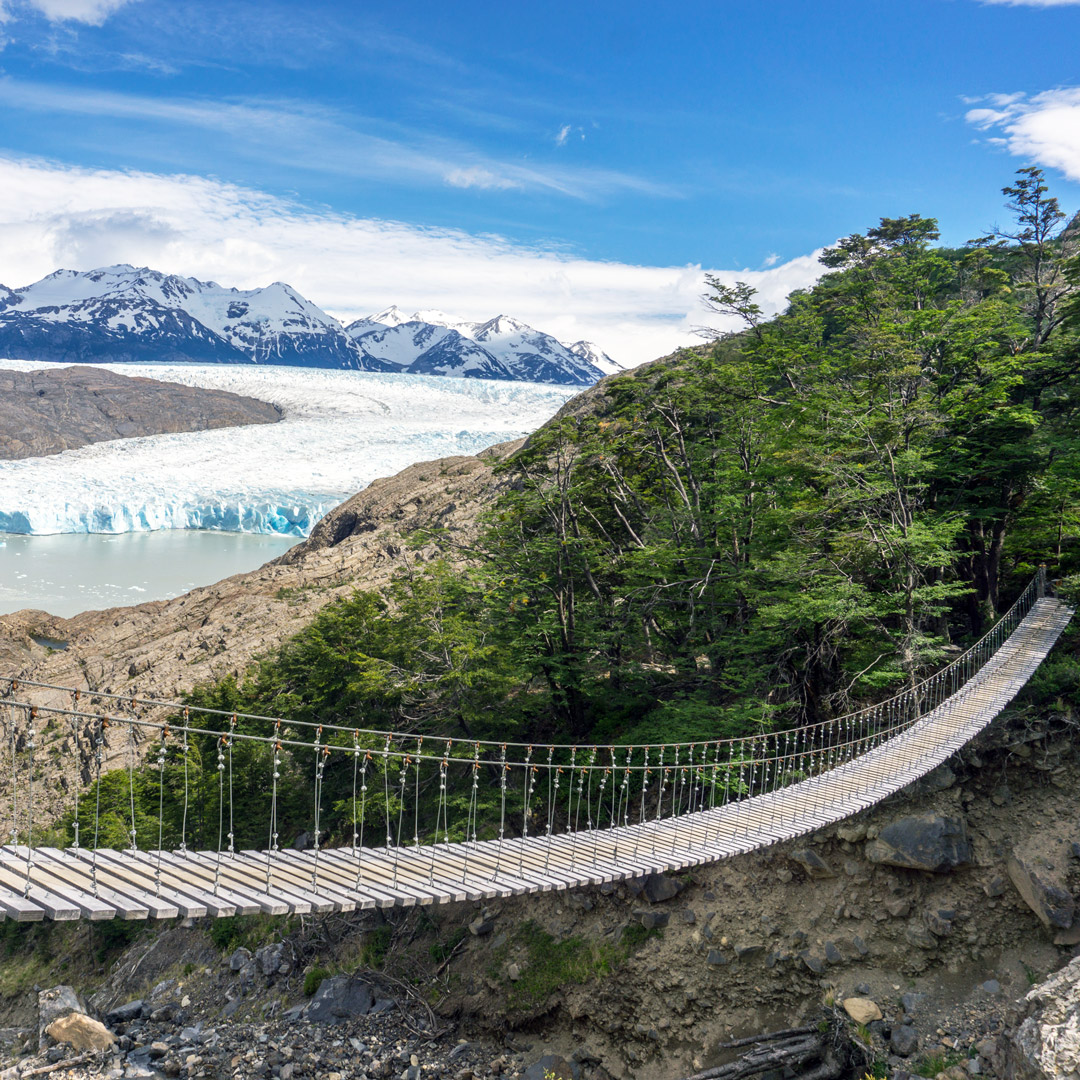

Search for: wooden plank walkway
xmin=0 ymin=597 xmax=1070 ymax=921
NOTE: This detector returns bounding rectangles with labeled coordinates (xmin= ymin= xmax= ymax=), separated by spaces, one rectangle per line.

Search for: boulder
xmin=843 ymin=997 xmax=882 ymax=1024
xmin=836 ymin=822 xmax=868 ymax=843
xmin=864 ymin=814 xmax=972 ymax=872
xmin=891 ymin=1025 xmax=918 ymax=1057
xmin=906 ymin=764 xmax=957 ymax=797
xmin=46 ymin=1013 xmax=116 ymax=1053
xmin=640 ymin=873 xmax=683 ymax=903
xmin=638 ymin=910 xmax=669 ymax=930
xmin=304 ymin=975 xmax=374 ymax=1024
xmin=924 ymin=907 xmax=957 ymax=937
xmin=38 ymin=986 xmax=83 ymax=1046
xmin=1008 ymin=854 xmax=1075 ymax=929
xmin=255 ymin=943 xmax=285 ymax=976
xmin=789 ymin=849 xmax=835 ymax=879
xmin=105 ymin=998 xmax=145 ymax=1025
xmin=228 ymin=947 xmax=252 ymax=972
xmin=1009 ymin=953 xmax=1080 ymax=1078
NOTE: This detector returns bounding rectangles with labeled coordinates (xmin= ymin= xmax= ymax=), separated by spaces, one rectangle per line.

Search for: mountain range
xmin=0 ymin=266 xmax=619 ymax=386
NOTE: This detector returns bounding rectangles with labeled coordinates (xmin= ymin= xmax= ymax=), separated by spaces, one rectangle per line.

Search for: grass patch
xmin=304 ymin=966 xmax=333 ymax=996
xmin=207 ymin=914 xmax=292 ymax=955
xmin=496 ymin=920 xmax=661 ymax=1014
xmin=914 ymin=1051 xmax=965 ymax=1077
xmin=429 ymin=926 xmax=467 ymax=964
xmin=360 ymin=924 xmax=393 ymax=969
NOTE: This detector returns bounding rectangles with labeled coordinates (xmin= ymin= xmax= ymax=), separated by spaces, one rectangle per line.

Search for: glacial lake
xmin=0 ymin=531 xmax=300 ymax=618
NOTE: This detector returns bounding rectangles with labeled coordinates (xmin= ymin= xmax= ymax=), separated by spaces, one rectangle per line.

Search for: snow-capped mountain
xmin=0 ymin=266 xmax=390 ymax=370
xmin=345 ymin=307 xmax=618 ymax=385
xmin=0 ymin=266 xmax=619 ymax=386
xmin=568 ymin=340 xmax=625 ymax=376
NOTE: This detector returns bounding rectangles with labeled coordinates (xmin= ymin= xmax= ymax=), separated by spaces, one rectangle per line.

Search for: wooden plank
xmin=238 ymin=850 xmax=357 ymax=912
xmin=256 ymin=850 xmax=379 ymax=911
xmin=281 ymin=849 xmax=430 ymax=907
xmin=79 ymin=849 xmax=219 ymax=918
xmin=127 ymin=851 xmax=262 ymax=916
xmin=0 ymin=876 xmax=46 ymax=921
xmin=158 ymin=852 xmax=301 ymax=915
xmin=0 ymin=849 xmax=121 ymax=920
xmin=43 ymin=851 xmax=183 ymax=920
xmin=0 ymin=862 xmax=80 ymax=920
xmin=5 ymin=847 xmax=162 ymax=920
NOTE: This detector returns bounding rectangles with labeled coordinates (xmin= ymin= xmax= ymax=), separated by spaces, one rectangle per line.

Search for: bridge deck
xmin=0 ymin=597 xmax=1071 ymax=921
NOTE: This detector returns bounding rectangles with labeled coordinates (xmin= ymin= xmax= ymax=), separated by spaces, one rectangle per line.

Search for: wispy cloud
xmin=555 ymin=123 xmax=586 ymax=147
xmin=979 ymin=0 xmax=1080 ymax=6
xmin=965 ymin=87 xmax=1080 ymax=181
xmin=0 ymin=155 xmax=822 ymax=366
xmin=0 ymin=78 xmax=675 ymax=201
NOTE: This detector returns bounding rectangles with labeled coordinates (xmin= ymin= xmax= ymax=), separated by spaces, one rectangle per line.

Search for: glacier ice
xmin=0 ymin=359 xmax=575 ymax=536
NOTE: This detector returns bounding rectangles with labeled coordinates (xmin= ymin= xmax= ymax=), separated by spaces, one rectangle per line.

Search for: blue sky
xmin=0 ymin=0 xmax=1078 ymax=363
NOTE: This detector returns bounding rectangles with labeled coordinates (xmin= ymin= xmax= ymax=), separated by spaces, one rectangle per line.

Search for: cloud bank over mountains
xmin=0 ymin=155 xmax=825 ymax=367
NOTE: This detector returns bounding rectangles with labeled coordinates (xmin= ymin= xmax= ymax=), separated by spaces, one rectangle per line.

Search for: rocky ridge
xmin=0 ymin=366 xmax=282 ymax=461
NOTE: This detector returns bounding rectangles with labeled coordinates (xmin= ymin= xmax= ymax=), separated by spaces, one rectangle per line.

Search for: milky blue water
xmin=0 ymin=531 xmax=300 ymax=618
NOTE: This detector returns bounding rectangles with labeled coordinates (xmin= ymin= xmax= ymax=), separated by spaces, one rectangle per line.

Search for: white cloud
xmin=443 ymin=166 xmax=521 ymax=191
xmin=965 ymin=87 xmax=1080 ymax=181
xmin=0 ymin=155 xmax=824 ymax=367
xmin=1 ymin=0 xmax=137 ymax=24
xmin=980 ymin=0 xmax=1080 ymax=6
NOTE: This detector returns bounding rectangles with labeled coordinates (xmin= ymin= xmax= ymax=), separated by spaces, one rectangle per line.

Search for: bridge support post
xmin=1037 ymin=564 xmax=1047 ymax=599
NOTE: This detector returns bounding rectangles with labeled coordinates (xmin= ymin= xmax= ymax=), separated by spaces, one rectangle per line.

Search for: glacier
xmin=0 ymin=359 xmax=576 ymax=536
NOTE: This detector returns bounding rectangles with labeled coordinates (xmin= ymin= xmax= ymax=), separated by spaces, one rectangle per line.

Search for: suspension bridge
xmin=0 ymin=571 xmax=1072 ymax=922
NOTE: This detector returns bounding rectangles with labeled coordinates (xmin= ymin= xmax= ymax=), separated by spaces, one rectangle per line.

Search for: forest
xmin=71 ymin=167 xmax=1080 ymax=852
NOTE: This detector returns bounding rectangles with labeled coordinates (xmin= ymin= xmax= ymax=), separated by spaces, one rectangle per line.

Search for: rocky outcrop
xmin=1009 ymin=954 xmax=1080 ymax=1078
xmin=864 ymin=813 xmax=973 ymax=872
xmin=0 ymin=365 xmax=280 ymax=460
xmin=1008 ymin=852 xmax=1076 ymax=930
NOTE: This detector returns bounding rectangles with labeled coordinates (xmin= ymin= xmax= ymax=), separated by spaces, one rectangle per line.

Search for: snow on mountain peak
xmin=568 ymin=340 xmax=623 ymax=376
xmin=474 ymin=314 xmax=531 ymax=339
xmin=0 ymin=264 xmax=614 ymax=386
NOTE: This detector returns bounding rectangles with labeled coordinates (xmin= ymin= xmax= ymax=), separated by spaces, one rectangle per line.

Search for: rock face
xmin=0 ymin=365 xmax=281 ymax=460
xmin=1010 ymin=954 xmax=1080 ymax=1078
xmin=1008 ymin=852 xmax=1076 ymax=929
xmin=304 ymin=975 xmax=375 ymax=1024
xmin=864 ymin=814 xmax=972 ymax=872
